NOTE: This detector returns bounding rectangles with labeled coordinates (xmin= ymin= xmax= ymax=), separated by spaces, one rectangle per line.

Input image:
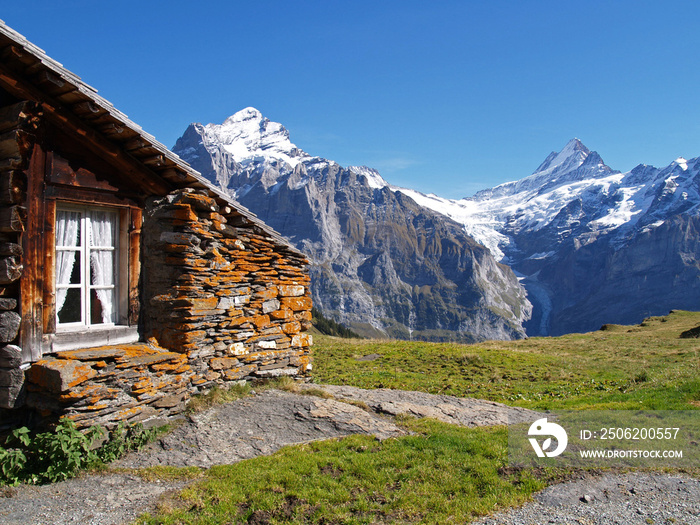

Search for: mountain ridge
xmin=173 ymin=108 xmax=700 ymax=338
xmin=173 ymin=108 xmax=531 ymax=342
xmin=398 ymin=138 xmax=700 ymax=335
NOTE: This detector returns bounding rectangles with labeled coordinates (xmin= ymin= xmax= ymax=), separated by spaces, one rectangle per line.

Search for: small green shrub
xmin=0 ymin=442 xmax=27 ymax=486
xmin=0 ymin=419 xmax=160 ymax=486
xmin=0 ymin=419 xmax=102 ymax=485
xmin=95 ymin=422 xmax=159 ymax=464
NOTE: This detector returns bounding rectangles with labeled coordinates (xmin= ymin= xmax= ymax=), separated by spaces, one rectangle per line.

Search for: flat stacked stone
xmin=22 ymin=343 xmax=191 ymax=429
xmin=140 ymin=190 xmax=313 ymax=395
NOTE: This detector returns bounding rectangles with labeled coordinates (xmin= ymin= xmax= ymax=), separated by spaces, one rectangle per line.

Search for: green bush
xmin=0 ymin=419 xmax=159 ymax=486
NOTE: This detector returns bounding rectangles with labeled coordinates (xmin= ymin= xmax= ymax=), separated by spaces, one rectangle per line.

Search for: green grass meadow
xmin=137 ymin=311 xmax=700 ymax=524
xmin=313 ymin=310 xmax=700 ymax=411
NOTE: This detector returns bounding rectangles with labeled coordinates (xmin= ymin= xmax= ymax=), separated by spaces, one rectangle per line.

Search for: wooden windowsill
xmin=49 ymin=325 xmax=139 ymax=353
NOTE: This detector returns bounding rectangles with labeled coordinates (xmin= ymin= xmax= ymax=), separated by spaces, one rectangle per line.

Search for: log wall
xmin=0 ymin=101 xmax=37 ymax=416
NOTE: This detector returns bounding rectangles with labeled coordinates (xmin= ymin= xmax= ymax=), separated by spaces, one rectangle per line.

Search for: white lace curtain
xmin=55 ymin=210 xmax=80 ymax=314
xmin=89 ymin=210 xmax=116 ymax=324
xmin=55 ymin=209 xmax=117 ymax=325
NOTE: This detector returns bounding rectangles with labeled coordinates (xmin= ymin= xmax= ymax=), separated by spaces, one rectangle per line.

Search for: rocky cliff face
xmin=400 ymin=139 xmax=700 ymax=336
xmin=173 ymin=108 xmax=531 ymax=341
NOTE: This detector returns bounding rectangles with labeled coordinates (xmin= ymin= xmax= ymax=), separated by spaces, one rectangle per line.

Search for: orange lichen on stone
xmin=275 ymin=264 xmax=306 ymax=273
xmin=207 ymin=249 xmax=230 ymax=270
xmin=117 ymin=344 xmax=161 ymax=359
xmin=25 ymin=359 xmax=98 ymax=394
xmin=204 ymin=370 xmax=221 ymax=381
xmin=240 ymin=350 xmax=278 ymax=364
xmin=150 ymin=356 xmax=188 ymax=371
xmin=269 ymin=308 xmax=292 ymax=320
xmin=292 ymin=333 xmax=313 ymax=348
xmin=180 ymin=296 xmax=219 ymax=310
xmin=281 ymin=321 xmax=302 ymax=335
xmin=58 ymin=347 xmax=127 ymax=361
xmin=178 ymin=330 xmax=208 ymax=344
xmin=254 ymin=287 xmax=279 ymax=300
xmin=229 ymin=316 xmax=254 ymax=328
xmin=234 ymin=263 xmax=260 ymax=273
xmin=177 ymin=192 xmax=218 ymax=210
xmin=191 ymin=375 xmax=208 ymax=385
xmin=159 ymin=204 xmax=198 ymax=221
xmin=110 ymin=405 xmax=149 ymax=422
xmin=296 ymin=310 xmax=313 ymax=322
xmin=55 ymin=384 xmax=111 ymax=403
xmin=299 ymin=355 xmax=313 ymax=372
xmin=116 ymin=352 xmax=183 ymax=369
xmin=223 ymin=364 xmax=256 ymax=380
xmin=131 ymin=377 xmax=153 ymax=390
xmin=280 ymin=296 xmax=313 ymax=311
xmin=278 ymin=284 xmax=305 ymax=297
xmin=253 ymin=315 xmax=271 ymax=330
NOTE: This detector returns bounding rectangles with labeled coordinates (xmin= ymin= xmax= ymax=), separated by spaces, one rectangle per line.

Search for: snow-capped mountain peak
xmin=200 ymin=107 xmax=309 ymax=168
xmin=473 ymin=139 xmax=616 ymax=201
xmin=673 ymin=156 xmax=688 ymax=170
xmin=174 ymin=109 xmax=700 ymax=339
xmin=534 ymin=137 xmax=590 ymax=173
xmin=222 ymin=106 xmax=263 ymax=125
xmin=172 ymin=108 xmax=532 ymax=343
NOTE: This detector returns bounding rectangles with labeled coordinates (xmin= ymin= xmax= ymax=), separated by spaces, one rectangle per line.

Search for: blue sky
xmin=3 ymin=1 xmax=700 ymax=198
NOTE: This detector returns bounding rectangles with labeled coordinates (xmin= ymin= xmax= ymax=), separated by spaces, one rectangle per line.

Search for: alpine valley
xmin=172 ymin=108 xmax=700 ymax=340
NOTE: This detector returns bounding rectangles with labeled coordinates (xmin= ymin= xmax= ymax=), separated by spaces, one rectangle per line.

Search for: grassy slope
xmin=313 ymin=310 xmax=700 ymax=411
xmin=138 ymin=311 xmax=700 ymax=524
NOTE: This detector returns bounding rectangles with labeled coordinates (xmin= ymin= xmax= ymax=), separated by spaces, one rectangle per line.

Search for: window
xmin=55 ymin=207 xmax=118 ymax=328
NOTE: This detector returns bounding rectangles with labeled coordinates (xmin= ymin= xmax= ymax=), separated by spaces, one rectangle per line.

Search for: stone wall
xmin=23 ymin=344 xmax=190 ymax=429
xmin=141 ymin=189 xmax=313 ymax=383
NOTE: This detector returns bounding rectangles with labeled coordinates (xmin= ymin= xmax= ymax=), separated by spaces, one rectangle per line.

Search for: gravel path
xmin=1 ymin=386 xmax=697 ymax=525
xmin=473 ymin=472 xmax=700 ymax=525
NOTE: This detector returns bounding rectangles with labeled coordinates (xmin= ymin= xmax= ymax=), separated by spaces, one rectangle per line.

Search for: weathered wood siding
xmin=0 ymin=102 xmax=38 ymax=413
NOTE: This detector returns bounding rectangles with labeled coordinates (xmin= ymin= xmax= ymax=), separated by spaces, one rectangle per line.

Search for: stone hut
xmin=0 ymin=22 xmax=312 ymax=431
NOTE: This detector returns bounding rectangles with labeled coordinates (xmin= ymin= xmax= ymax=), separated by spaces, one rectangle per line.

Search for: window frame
xmin=54 ymin=203 xmax=129 ymax=332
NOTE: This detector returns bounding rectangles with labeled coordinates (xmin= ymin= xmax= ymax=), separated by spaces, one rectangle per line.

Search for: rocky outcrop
xmin=529 ymin=214 xmax=700 ymax=335
xmin=173 ymin=110 xmax=531 ymax=341
xmin=297 ymin=384 xmax=536 ymax=427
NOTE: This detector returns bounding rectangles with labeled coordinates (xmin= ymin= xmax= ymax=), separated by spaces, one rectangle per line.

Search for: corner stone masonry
xmin=21 ymin=189 xmax=313 ymax=429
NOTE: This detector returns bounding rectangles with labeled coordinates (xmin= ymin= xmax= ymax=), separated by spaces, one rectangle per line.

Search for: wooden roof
xmin=0 ymin=19 xmax=305 ymax=258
